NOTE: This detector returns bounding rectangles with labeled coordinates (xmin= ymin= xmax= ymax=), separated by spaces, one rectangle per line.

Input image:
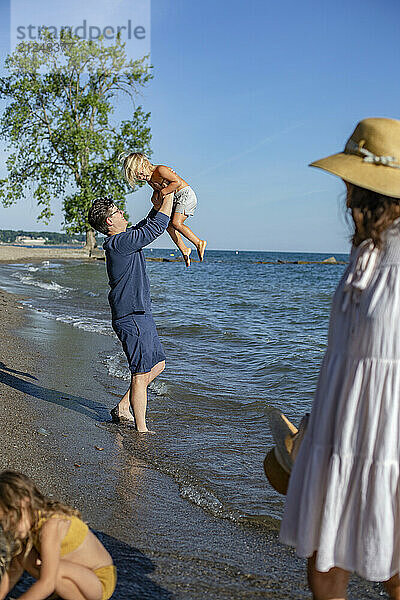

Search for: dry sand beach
xmin=0 ymin=244 xmax=96 ymax=263
xmin=0 ymin=252 xmax=388 ymax=599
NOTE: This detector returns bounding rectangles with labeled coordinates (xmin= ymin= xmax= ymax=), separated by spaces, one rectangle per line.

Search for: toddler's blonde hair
xmin=121 ymin=153 xmax=152 ymax=189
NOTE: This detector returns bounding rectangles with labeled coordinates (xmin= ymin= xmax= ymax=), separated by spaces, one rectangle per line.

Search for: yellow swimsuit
xmin=33 ymin=513 xmax=116 ymax=600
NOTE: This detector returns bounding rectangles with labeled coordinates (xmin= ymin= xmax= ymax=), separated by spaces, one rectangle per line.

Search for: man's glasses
xmin=109 ymin=207 xmax=123 ymax=218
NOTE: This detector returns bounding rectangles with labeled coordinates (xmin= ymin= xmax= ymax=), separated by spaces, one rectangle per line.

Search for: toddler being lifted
xmin=122 ymin=153 xmax=207 ymax=266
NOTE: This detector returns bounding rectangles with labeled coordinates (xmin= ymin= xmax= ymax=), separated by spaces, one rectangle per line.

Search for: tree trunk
xmin=83 ymin=228 xmax=97 ymax=254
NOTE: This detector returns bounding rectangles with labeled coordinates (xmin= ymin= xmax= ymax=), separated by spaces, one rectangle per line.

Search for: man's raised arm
xmin=111 ymin=192 xmax=175 ymax=254
xmin=157 ymin=190 xmax=174 ymax=219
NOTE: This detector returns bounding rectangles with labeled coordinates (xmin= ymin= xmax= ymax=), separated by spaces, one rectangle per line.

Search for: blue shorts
xmin=112 ymin=313 xmax=166 ymax=375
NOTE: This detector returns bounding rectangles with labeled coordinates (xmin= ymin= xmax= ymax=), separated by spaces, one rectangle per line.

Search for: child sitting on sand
xmin=121 ymin=153 xmax=207 ymax=267
xmin=0 ymin=470 xmax=116 ymax=600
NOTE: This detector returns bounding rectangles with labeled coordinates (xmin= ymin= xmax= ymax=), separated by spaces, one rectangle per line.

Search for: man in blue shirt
xmin=88 ymin=192 xmax=173 ymax=432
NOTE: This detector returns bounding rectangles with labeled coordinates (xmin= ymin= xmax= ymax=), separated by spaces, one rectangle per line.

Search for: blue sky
xmin=0 ymin=0 xmax=399 ymax=252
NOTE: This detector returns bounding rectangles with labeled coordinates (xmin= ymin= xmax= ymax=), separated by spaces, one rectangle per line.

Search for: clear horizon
xmin=1 ymin=232 xmax=350 ymax=256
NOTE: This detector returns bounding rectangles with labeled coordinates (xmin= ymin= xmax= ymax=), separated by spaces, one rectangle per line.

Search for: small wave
xmin=28 ymin=266 xmax=39 ymax=272
xmin=70 ymin=318 xmax=110 ymax=334
xmin=53 ymin=314 xmax=111 ymax=334
xmin=21 ymin=301 xmax=113 ymax=336
xmin=40 ymin=261 xmax=63 ymax=268
xmin=83 ymin=290 xmax=100 ymax=297
xmin=116 ymin=431 xmax=241 ymax=522
xmin=149 ymin=380 xmax=170 ymax=396
xmin=237 ymin=513 xmax=281 ymax=530
xmin=105 ymin=355 xmax=173 ymax=389
xmin=12 ymin=273 xmax=71 ymax=294
xmin=178 ymin=480 xmax=237 ymax=521
xmin=21 ymin=303 xmax=56 ymax=321
xmin=36 ymin=280 xmax=69 ymax=293
xmin=106 ymin=354 xmax=130 ymax=381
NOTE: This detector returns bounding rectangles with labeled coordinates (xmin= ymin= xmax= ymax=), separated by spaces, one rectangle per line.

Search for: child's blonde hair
xmin=121 ymin=152 xmax=152 ymax=189
xmin=0 ymin=471 xmax=81 ymax=556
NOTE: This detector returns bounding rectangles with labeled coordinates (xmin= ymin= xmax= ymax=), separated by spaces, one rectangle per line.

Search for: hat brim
xmin=310 ymin=152 xmax=400 ymax=199
xmin=266 ymin=409 xmax=298 ymax=474
xmin=263 ymin=448 xmax=289 ymax=495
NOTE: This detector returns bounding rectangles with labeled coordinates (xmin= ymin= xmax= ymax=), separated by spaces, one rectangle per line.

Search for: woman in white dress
xmin=279 ymin=118 xmax=400 ymax=600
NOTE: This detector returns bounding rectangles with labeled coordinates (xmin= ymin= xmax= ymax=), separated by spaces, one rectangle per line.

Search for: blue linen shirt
xmin=103 ymin=209 xmax=169 ymax=321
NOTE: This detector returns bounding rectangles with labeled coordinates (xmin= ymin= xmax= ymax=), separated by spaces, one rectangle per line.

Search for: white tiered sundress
xmin=280 ymin=221 xmax=400 ymax=581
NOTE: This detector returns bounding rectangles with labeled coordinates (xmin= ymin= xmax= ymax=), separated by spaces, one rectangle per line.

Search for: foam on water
xmin=21 ymin=300 xmax=113 ymax=336
xmin=178 ymin=480 xmax=238 ymax=521
xmin=12 ymin=272 xmax=72 ymax=294
xmin=105 ymin=354 xmax=130 ymax=381
xmin=149 ymin=379 xmax=170 ymax=396
xmin=105 ymin=357 xmax=173 ymax=394
xmin=83 ymin=290 xmax=100 ymax=297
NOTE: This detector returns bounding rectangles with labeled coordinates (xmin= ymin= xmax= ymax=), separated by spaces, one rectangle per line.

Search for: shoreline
xmin=0 ymin=286 xmax=307 ymax=599
xmin=0 ymin=285 xmax=385 ymax=599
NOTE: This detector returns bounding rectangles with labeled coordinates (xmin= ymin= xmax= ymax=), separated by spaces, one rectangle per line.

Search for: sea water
xmin=0 ymin=249 xmax=348 ymax=526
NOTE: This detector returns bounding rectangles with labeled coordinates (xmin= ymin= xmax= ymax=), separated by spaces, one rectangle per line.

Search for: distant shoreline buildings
xmin=15 ymin=235 xmax=47 ymax=245
xmin=0 ymin=230 xmax=89 ymax=246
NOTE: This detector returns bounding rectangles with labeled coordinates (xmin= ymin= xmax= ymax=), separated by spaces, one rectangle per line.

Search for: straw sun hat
xmin=264 ymin=409 xmax=309 ymax=495
xmin=310 ymin=117 xmax=400 ymax=198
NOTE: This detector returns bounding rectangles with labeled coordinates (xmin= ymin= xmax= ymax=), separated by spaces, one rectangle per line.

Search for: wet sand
xmin=0 ymin=286 xmax=388 ymax=599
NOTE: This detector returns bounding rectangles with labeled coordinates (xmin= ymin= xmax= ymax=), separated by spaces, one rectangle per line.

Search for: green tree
xmin=0 ymin=31 xmax=152 ymax=251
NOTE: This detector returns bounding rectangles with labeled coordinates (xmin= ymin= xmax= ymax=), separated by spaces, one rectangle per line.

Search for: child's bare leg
xmin=167 ymin=223 xmax=191 ymax=267
xmin=55 ymin=559 xmax=103 ymax=600
xmin=171 ymin=212 xmax=207 ymax=261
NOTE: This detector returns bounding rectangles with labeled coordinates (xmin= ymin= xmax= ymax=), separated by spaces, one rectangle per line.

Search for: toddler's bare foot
xmin=197 ymin=240 xmax=207 ymax=261
xmin=136 ymin=428 xmax=156 ymax=434
xmin=182 ymin=248 xmax=191 ymax=267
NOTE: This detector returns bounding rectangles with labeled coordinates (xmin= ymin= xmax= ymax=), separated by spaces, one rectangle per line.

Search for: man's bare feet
xmin=182 ymin=248 xmax=191 ymax=267
xmin=197 ymin=240 xmax=207 ymax=261
xmin=110 ymin=405 xmax=135 ymax=424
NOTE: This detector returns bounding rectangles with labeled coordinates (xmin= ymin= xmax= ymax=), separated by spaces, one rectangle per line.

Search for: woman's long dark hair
xmin=347 ymin=184 xmax=400 ymax=248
